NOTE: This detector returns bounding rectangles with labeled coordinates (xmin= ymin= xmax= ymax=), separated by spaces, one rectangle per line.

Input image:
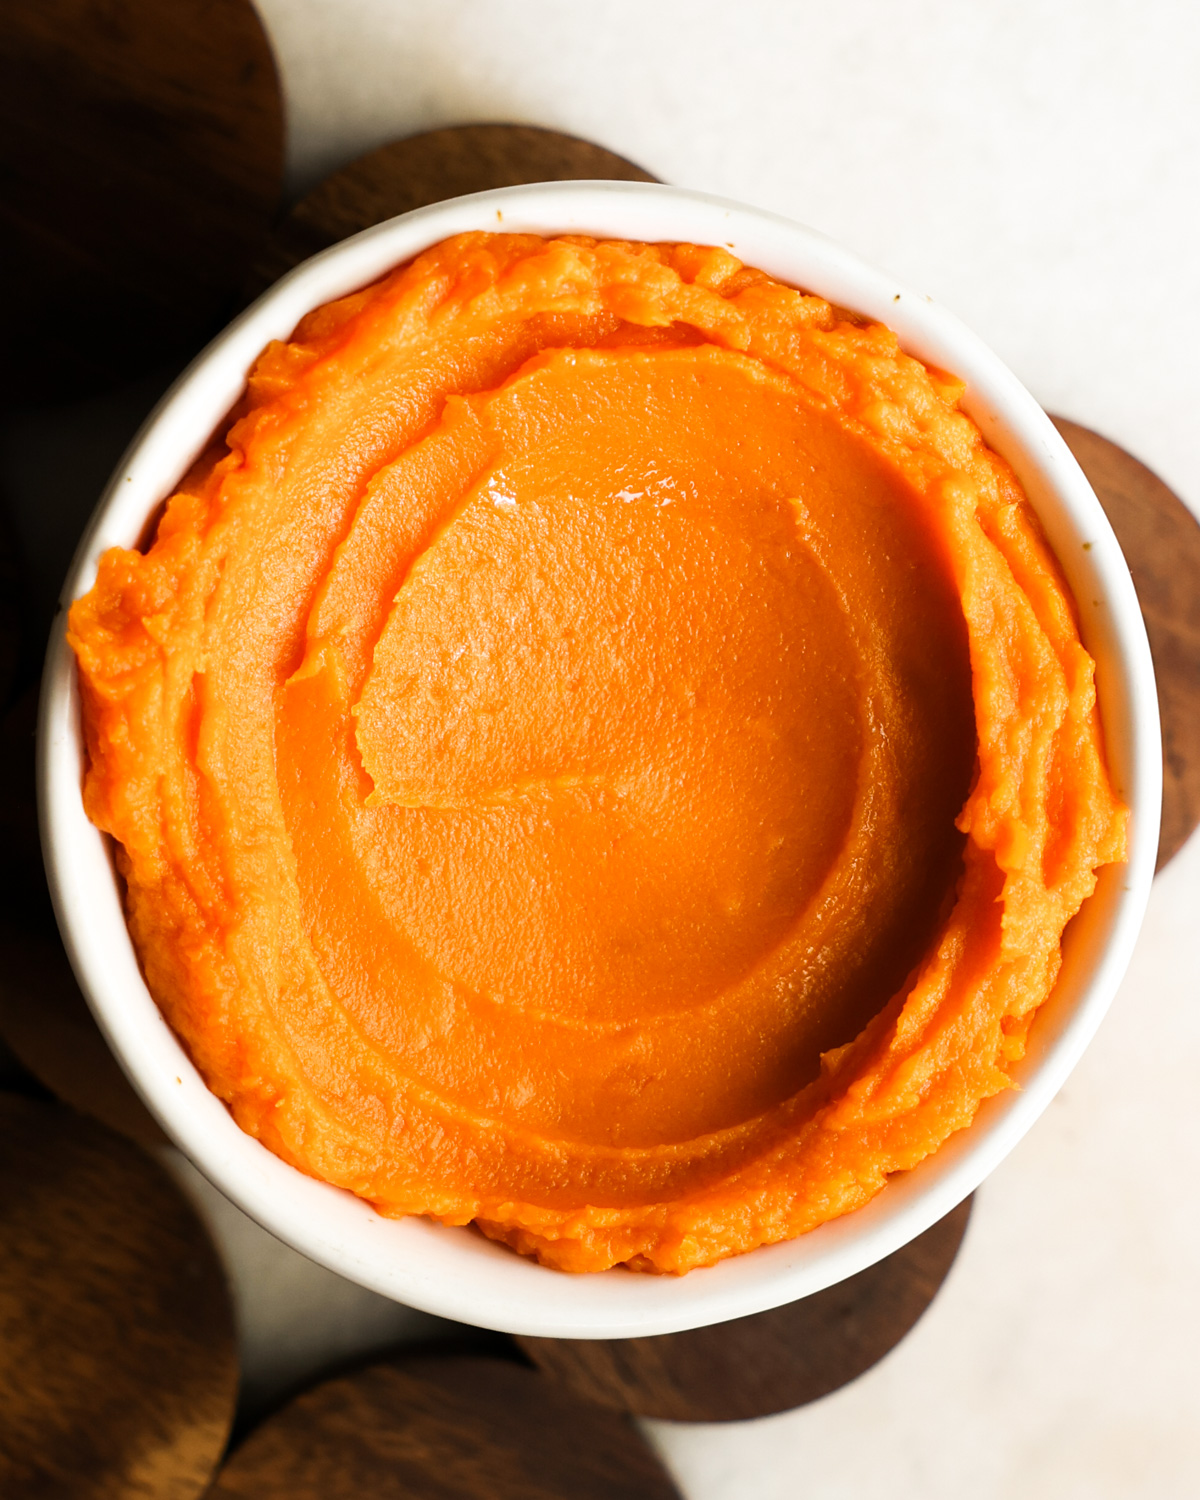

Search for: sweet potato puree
xmin=69 ymin=234 xmax=1127 ymax=1273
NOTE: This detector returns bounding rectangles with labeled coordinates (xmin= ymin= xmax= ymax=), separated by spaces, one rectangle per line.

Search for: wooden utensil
xmin=0 ymin=1094 xmax=237 ymax=1499
xmin=0 ymin=0 xmax=284 ymax=403
xmin=208 ymin=1354 xmax=681 ymax=1499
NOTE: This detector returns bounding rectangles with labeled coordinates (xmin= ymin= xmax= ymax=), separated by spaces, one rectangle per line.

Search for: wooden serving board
xmin=517 ymin=1197 xmax=972 ymax=1422
xmin=245 ymin=123 xmax=656 ymax=297
xmin=0 ymin=0 xmax=284 ymax=403
xmin=0 ymin=683 xmax=166 ymax=1148
xmin=1051 ymin=416 xmax=1200 ymax=869
xmin=208 ymin=1354 xmax=681 ymax=1499
xmin=0 ymin=1094 xmax=237 ymax=1499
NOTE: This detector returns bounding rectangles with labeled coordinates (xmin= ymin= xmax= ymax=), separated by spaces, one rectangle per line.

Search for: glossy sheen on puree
xmin=69 ymin=235 xmax=1127 ymax=1274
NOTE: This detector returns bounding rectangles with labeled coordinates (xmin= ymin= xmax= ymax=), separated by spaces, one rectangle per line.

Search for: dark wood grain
xmin=518 ymin=1197 xmax=972 ymax=1422
xmin=0 ymin=0 xmax=284 ymax=403
xmin=209 ymin=1354 xmax=680 ymax=1499
xmin=0 ymin=682 xmax=166 ymax=1147
xmin=0 ymin=1094 xmax=237 ymax=1499
xmin=1051 ymin=416 xmax=1200 ymax=869
xmin=246 ymin=123 xmax=657 ymax=297
xmin=0 ymin=921 xmax=168 ymax=1150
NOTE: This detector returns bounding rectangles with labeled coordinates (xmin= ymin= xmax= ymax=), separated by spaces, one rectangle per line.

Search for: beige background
xmin=104 ymin=1 xmax=1200 ymax=1492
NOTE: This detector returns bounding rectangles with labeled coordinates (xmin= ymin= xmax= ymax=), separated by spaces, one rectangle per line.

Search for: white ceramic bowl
xmin=39 ymin=182 xmax=1160 ymax=1338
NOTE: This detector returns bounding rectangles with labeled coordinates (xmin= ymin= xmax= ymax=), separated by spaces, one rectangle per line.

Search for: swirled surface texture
xmin=70 ymin=236 xmax=1126 ymax=1272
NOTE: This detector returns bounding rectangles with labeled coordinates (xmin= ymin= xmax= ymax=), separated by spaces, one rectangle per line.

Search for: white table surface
xmin=8 ymin=2 xmax=1199 ymax=1494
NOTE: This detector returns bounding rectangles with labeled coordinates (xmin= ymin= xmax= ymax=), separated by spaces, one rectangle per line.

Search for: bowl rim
xmin=38 ymin=180 xmax=1161 ymax=1337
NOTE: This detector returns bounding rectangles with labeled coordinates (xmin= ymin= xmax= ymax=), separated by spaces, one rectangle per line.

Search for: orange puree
xmin=69 ymin=234 xmax=1127 ymax=1273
